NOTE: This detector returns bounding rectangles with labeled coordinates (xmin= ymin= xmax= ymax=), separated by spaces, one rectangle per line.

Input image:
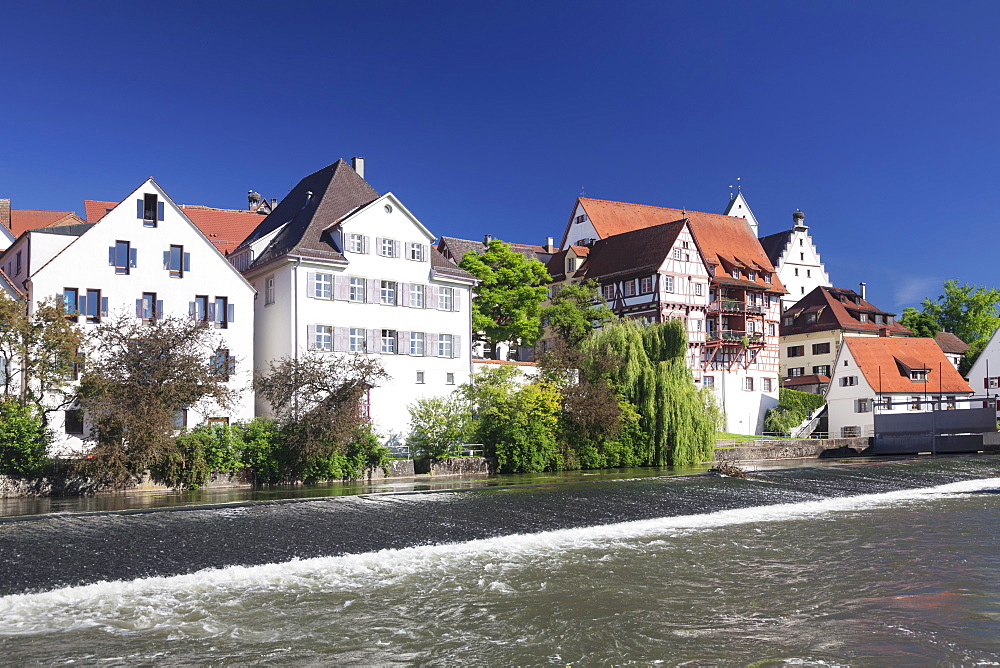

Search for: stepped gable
xmin=844 ymin=336 xmax=972 ymax=394
xmin=783 ymin=286 xmax=911 ymax=336
xmin=934 ymin=331 xmax=970 ymax=355
xmin=239 ymin=159 xmax=381 ymax=269
xmin=758 ymin=229 xmax=793 ymax=267
xmin=582 ymin=220 xmax=686 ymax=280
xmin=86 ymin=200 xmax=267 ymax=255
xmin=573 ymin=197 xmax=785 ymax=294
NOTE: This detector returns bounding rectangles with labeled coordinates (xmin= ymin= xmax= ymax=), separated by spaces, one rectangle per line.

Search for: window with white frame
xmin=732 ymin=268 xmax=739 ymax=278
xmin=910 ymin=369 xmax=928 ymax=382
xmin=447 ymin=372 xmax=455 ymax=385
xmin=910 ymin=396 xmax=921 ymax=411
xmin=380 ymin=280 xmax=397 ymax=305
xmin=314 ymin=325 xmax=332 ymax=351
xmin=695 ymin=283 xmax=703 ymax=296
xmin=380 ymin=238 xmax=396 ymax=257
xmin=602 ymin=284 xmax=614 ymax=300
xmin=416 ymin=371 xmax=425 ymax=384
xmin=703 ymin=375 xmax=714 ymax=387
xmin=664 ymin=276 xmax=674 ymax=293
xmin=407 ymin=242 xmax=425 ymax=261
xmin=768 ymin=323 xmax=776 ymax=336
xmin=763 ymin=378 xmax=773 ymax=392
xmin=410 ymin=332 xmax=425 ymax=356
xmin=673 ymin=248 xmax=681 ymax=260
xmin=623 ymin=281 xmax=636 ymax=297
xmin=349 ymin=328 xmax=366 ymax=352
xmin=349 ymin=233 xmax=365 ymax=253
xmin=438 ymin=287 xmax=454 ymax=310
xmin=381 ymin=329 xmax=397 ymax=354
xmin=640 ymin=277 xmax=653 ymax=293
xmin=410 ymin=284 xmax=425 ymax=308
xmin=813 ymin=365 xmax=831 ymax=376
xmin=745 ymin=377 xmax=754 ymax=391
xmin=842 ymin=426 xmax=860 ymax=437
xmin=788 ymin=367 xmax=805 ymax=377
xmin=748 ymin=270 xmax=756 ymax=281
xmin=884 ymin=396 xmax=894 ymax=411
xmin=349 ymin=277 xmax=365 ymax=302
xmin=438 ymin=334 xmax=453 ymax=357
xmin=313 ymin=273 xmax=332 ymax=299
xmin=265 ymin=276 xmax=275 ymax=305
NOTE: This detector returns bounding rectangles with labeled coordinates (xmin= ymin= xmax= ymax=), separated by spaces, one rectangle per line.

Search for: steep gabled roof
xmin=237 ymin=159 xmax=380 ymax=269
xmin=438 ymin=236 xmax=552 ymax=264
xmin=10 ymin=209 xmax=85 ymax=236
xmin=783 ymin=286 xmax=911 ymax=336
xmin=934 ymin=331 xmax=970 ymax=356
xmin=86 ymin=200 xmax=266 ymax=255
xmin=582 ymin=220 xmax=686 ymax=280
xmin=758 ymin=229 xmax=792 ymax=267
xmin=844 ymin=337 xmax=972 ymax=395
xmin=545 ymin=245 xmax=590 ymax=282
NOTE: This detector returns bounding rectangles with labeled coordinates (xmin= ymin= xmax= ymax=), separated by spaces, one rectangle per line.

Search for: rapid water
xmin=2 ymin=457 xmax=1000 ymax=664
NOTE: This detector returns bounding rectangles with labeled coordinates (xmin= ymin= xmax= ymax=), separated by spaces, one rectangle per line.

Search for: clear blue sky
xmin=3 ymin=1 xmax=998 ymax=314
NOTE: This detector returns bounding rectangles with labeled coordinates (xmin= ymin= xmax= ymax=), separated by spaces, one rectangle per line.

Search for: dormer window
xmin=911 ymin=369 xmax=928 ymax=382
xmin=732 ymin=268 xmax=739 ymax=279
xmin=566 ymin=257 xmax=576 ymax=273
xmin=763 ymin=272 xmax=771 ymax=284
xmin=748 ymin=270 xmax=756 ymax=281
xmin=858 ymin=313 xmax=869 ymax=323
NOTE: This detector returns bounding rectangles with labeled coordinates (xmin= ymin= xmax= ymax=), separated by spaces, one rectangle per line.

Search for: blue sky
xmin=2 ymin=1 xmax=998 ymax=313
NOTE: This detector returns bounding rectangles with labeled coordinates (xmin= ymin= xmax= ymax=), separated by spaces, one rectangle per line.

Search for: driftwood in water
xmin=709 ymin=461 xmax=749 ymax=478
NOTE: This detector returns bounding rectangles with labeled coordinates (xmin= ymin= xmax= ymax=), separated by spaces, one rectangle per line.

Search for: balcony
xmin=705 ymin=330 xmax=765 ymax=346
xmin=709 ymin=299 xmax=764 ymax=315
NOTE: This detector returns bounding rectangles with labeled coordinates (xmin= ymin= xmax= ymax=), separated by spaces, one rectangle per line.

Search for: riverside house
xmin=0 ymin=179 xmax=257 ymax=453
xmin=229 ymin=158 xmax=477 ymax=448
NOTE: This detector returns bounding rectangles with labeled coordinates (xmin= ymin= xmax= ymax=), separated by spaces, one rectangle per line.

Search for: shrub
xmin=407 ymin=395 xmax=474 ymax=460
xmin=0 ymin=400 xmax=51 ymax=476
xmin=764 ymin=388 xmax=826 ymax=436
xmin=481 ymin=382 xmax=562 ymax=473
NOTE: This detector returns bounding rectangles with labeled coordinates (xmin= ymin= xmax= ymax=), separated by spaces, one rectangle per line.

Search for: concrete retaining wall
xmin=713 ymin=437 xmax=870 ymax=462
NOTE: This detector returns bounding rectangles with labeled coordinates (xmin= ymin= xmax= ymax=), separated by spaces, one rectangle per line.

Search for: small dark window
xmin=65 ymin=409 xmax=84 ymax=435
xmin=812 ymin=342 xmax=830 ymax=355
xmin=211 ymin=349 xmax=234 ymax=378
xmin=143 ymin=194 xmax=158 ymax=227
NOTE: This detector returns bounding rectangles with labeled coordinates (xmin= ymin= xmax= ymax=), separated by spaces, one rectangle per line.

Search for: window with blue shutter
xmin=141 ymin=194 xmax=159 ymax=227
xmin=85 ymin=289 xmax=102 ymax=323
xmin=112 ymin=241 xmax=131 ymax=275
xmin=166 ymin=245 xmax=185 ymax=278
xmin=63 ymin=288 xmax=79 ymax=322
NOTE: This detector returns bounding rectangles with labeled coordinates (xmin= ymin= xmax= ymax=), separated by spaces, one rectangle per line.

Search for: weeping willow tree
xmin=582 ymin=319 xmax=720 ymax=466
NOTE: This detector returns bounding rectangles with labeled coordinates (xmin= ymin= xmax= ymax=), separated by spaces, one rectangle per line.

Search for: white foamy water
xmin=1 ymin=477 xmax=997 ymax=637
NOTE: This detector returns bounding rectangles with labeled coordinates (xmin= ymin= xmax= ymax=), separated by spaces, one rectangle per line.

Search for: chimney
xmin=270 ymin=199 xmax=277 ymax=207
xmin=484 ymin=234 xmax=493 ymax=244
xmin=879 ymin=327 xmax=889 ymax=337
xmin=0 ymin=199 xmax=9 ymax=230
xmin=859 ymin=282 xmax=867 ymax=301
xmin=352 ymin=157 xmax=365 ymax=179
xmin=545 ymin=236 xmax=554 ymax=252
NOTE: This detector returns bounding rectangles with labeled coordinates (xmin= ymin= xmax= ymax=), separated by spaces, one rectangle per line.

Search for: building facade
xmin=758 ymin=210 xmax=832 ymax=310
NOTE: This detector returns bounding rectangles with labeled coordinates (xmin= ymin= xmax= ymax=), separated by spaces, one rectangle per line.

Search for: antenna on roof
xmin=580 ymin=186 xmax=586 ymax=196
xmin=729 ymin=184 xmax=734 ymax=200
xmin=737 ymin=176 xmax=741 ymax=192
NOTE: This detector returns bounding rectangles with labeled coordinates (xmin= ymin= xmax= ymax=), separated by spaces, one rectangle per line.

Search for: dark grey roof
xmin=241 ymin=159 xmax=380 ymax=269
xmin=430 ymin=250 xmax=476 ymax=281
xmin=438 ymin=236 xmax=552 ymax=264
xmin=28 ymin=223 xmax=97 ymax=236
xmin=758 ymin=229 xmax=792 ymax=267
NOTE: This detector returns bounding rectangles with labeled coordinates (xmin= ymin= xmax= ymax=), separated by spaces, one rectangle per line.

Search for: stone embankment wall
xmin=713 ymin=437 xmax=871 ymax=462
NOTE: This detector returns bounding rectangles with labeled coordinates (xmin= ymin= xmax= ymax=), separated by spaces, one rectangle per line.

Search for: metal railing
xmin=705 ymin=330 xmax=765 ymax=344
xmin=709 ymin=299 xmax=764 ymax=315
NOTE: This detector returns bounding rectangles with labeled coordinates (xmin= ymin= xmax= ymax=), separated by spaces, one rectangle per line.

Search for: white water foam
xmin=1 ymin=477 xmax=997 ymax=636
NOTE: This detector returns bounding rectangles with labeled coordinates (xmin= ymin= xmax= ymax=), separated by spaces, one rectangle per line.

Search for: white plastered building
xmin=231 ymin=159 xmax=476 ymax=447
xmin=0 ymin=179 xmax=256 ymax=454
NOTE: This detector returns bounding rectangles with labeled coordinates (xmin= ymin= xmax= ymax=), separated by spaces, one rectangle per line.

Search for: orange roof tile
xmin=9 ymin=209 xmax=84 ymax=236
xmin=844 ymin=337 xmax=972 ymax=395
xmin=85 ymin=200 xmax=265 ymax=255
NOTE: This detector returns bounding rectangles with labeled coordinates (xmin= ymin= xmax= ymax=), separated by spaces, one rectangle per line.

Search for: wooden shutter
xmin=228 ymin=303 xmax=235 ymax=323
xmin=398 ymin=331 xmax=410 ymax=354
xmin=453 ymin=289 xmax=461 ymax=311
xmin=427 ymin=333 xmax=439 ymax=357
xmin=306 ymin=272 xmax=316 ymax=298
xmin=306 ymin=325 xmax=316 ymax=350
xmin=399 ymin=282 xmax=409 ymax=307
xmin=184 ymin=253 xmax=191 ymax=272
xmin=366 ymin=328 xmax=378 ymax=353
xmin=109 ymin=247 xmax=116 ymax=266
xmin=101 ymin=297 xmax=109 ymax=318
xmin=427 ymin=285 xmax=438 ymax=309
xmin=136 ymin=199 xmax=144 ymax=219
xmin=129 ymin=248 xmax=137 ymax=268
xmin=334 ymin=327 xmax=348 ymax=352
xmin=393 ymin=240 xmax=401 ymax=258
xmin=453 ymin=334 xmax=462 ymax=358
xmin=367 ymin=278 xmax=378 ymax=304
xmin=334 ymin=275 xmax=350 ymax=301
xmin=157 ymin=202 xmax=165 ymax=221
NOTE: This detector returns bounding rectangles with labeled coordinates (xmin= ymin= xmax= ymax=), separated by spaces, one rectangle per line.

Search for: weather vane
xmin=580 ymin=186 xmax=586 ymax=196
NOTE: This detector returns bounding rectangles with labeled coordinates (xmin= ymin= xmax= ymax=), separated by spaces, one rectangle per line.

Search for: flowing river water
xmin=2 ymin=456 xmax=1000 ymax=664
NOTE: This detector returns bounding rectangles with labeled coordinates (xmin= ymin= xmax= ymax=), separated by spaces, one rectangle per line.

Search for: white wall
xmin=775 ymin=228 xmax=831 ymax=309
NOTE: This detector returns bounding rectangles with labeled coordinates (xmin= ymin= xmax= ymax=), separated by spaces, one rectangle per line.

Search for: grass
xmin=715 ymin=432 xmax=786 ymax=443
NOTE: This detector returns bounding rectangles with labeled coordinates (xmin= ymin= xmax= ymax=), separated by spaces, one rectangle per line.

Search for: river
xmin=1 ymin=456 xmax=999 ymax=664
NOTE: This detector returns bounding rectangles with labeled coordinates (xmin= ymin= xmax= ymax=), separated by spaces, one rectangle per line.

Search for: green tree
xmin=480 ymin=381 xmax=562 ymax=473
xmin=904 ymin=280 xmax=1000 ymax=344
xmin=76 ymin=315 xmax=239 ymax=488
xmin=407 ymin=394 xmax=474 ymax=460
xmin=459 ymin=239 xmax=551 ymax=359
xmin=541 ymin=279 xmax=616 ymax=347
xmin=899 ymin=307 xmax=941 ymax=338
xmin=0 ymin=399 xmax=51 ymax=476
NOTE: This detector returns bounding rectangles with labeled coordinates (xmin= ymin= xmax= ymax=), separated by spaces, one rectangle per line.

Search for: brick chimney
xmin=879 ymin=327 xmax=889 ymax=337
xmin=0 ymin=199 xmax=10 ymax=230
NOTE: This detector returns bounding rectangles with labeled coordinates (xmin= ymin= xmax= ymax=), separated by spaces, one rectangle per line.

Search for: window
xmin=768 ymin=323 xmax=776 ymax=336
xmin=112 ymin=240 xmax=133 ymax=275
xmin=732 ymin=268 xmax=740 ymax=278
xmin=842 ymin=426 xmax=860 ymax=438
xmin=682 ymin=241 xmax=690 ymax=249
xmin=139 ymin=292 xmax=159 ymax=323
xmin=380 ymin=280 xmax=397 ymax=305
xmin=407 ymin=242 xmax=426 ymax=261
xmin=193 ymin=295 xmax=209 ymax=323
xmin=703 ymin=376 xmax=714 ymax=387
xmin=15 ymin=251 xmax=22 ymax=276
xmin=65 ymin=409 xmax=84 ymax=435
xmin=85 ymin=289 xmax=102 ymax=323
xmin=805 ymin=312 xmax=818 ymax=324
xmin=380 ymin=238 xmax=396 ymax=257
xmin=695 ymin=283 xmax=703 ymax=296
xmin=207 ymin=417 xmax=230 ymax=428
xmin=640 ymin=277 xmax=653 ymax=294
xmin=349 ymin=277 xmax=366 ymax=302
xmin=788 ymin=367 xmax=805 ymax=377
xmin=416 ymin=370 xmax=425 ymax=384
xmin=763 ymin=378 xmax=773 ymax=392
xmin=794 ymin=268 xmax=799 ymax=276
xmin=313 ymin=325 xmax=332 ymax=351
xmin=438 ymin=287 xmax=454 ymax=311
xmin=409 ymin=284 xmax=425 ymax=308
xmin=910 ymin=396 xmax=921 ymax=411
xmin=800 ymin=253 xmax=804 ymax=261
xmin=447 ymin=372 xmax=455 ymax=385
xmin=812 ymin=342 xmax=831 ymax=355
xmin=910 ymin=369 xmax=928 ymax=382
xmin=783 ymin=316 xmax=793 ymax=327
xmin=438 ymin=334 xmax=453 ymax=357
xmin=64 ymin=288 xmax=79 ymax=322
xmin=381 ymin=329 xmax=397 ymax=354
xmin=748 ymin=271 xmax=756 ymax=281
xmin=623 ymin=281 xmax=636 ymax=297
xmin=813 ymin=365 xmax=831 ymax=376
xmin=211 ymin=349 xmax=234 ymax=378
xmin=745 ymin=377 xmax=754 ymax=391
xmin=576 ymin=214 xmax=586 ymax=223
xmin=764 ymin=273 xmax=771 ymax=284
xmin=173 ymin=409 xmax=188 ymax=429
xmin=855 ymin=398 xmax=871 ymax=413
xmin=349 ymin=233 xmax=365 ymax=253
xmin=673 ymin=248 xmax=681 ymax=260
xmin=566 ymin=257 xmax=576 ymax=273
xmin=806 ymin=269 xmax=811 ymax=278
xmin=214 ymin=296 xmax=230 ymax=329
xmin=312 ymin=273 xmax=332 ymax=299
xmin=410 ymin=332 xmax=425 ymax=356
xmin=989 ymin=377 xmax=1000 ymax=389
xmin=602 ymin=284 xmax=614 ymax=300
xmin=884 ymin=396 xmax=893 ymax=411
xmin=142 ymin=193 xmax=159 ymax=227
xmin=787 ymin=345 xmax=804 ymax=357
xmin=664 ymin=276 xmax=674 ymax=293
xmin=265 ymin=276 xmax=275 ymax=305
xmin=166 ymin=245 xmax=188 ymax=278
xmin=858 ymin=313 xmax=869 ymax=323
xmin=349 ymin=328 xmax=366 ymax=352
xmin=874 ymin=314 xmax=884 ymax=324
xmin=840 ymin=376 xmax=858 ymax=387
xmin=945 ymin=396 xmax=957 ymax=410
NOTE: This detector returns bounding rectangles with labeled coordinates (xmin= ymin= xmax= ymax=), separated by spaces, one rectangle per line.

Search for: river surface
xmin=2 ymin=456 xmax=1000 ymax=664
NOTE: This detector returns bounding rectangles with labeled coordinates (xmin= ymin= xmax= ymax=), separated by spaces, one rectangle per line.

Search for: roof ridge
xmin=581 ymin=197 xmax=742 ymax=220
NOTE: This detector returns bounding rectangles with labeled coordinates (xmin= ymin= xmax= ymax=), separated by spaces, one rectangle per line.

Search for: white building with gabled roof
xmin=0 ymin=178 xmax=256 ymax=453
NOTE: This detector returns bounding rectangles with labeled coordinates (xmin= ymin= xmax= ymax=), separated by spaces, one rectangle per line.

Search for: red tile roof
xmin=85 ymin=200 xmax=265 ymax=255
xmin=783 ymin=374 xmax=829 ymax=387
xmin=783 ymin=286 xmax=911 ymax=336
xmin=844 ymin=337 xmax=972 ymax=395
xmin=570 ymin=198 xmax=785 ymax=294
xmin=9 ymin=209 xmax=84 ymax=236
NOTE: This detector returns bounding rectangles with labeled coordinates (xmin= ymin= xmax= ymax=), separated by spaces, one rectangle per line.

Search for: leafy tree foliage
xmin=541 ymin=279 xmax=616 ymax=347
xmin=903 ymin=280 xmax=1000 ymax=372
xmin=254 ymin=351 xmax=389 ymax=477
xmin=0 ymin=294 xmax=84 ymax=416
xmin=899 ymin=307 xmax=941 ymax=338
xmin=480 ymin=381 xmax=562 ymax=473
xmin=763 ymin=388 xmax=826 ymax=436
xmin=407 ymin=394 xmax=474 ymax=461
xmin=0 ymin=399 xmax=51 ymax=475
xmin=76 ymin=315 xmax=238 ymax=488
xmin=459 ymin=239 xmax=551 ymax=358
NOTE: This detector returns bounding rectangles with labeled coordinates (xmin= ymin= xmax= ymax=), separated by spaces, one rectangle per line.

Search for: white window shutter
xmin=453 ymin=334 xmax=462 ymax=358
xmin=366 ymin=328 xmax=378 ymax=352
xmin=427 ymin=286 xmax=438 ymax=310
xmin=393 ymin=240 xmax=401 ymax=258
xmin=453 ymin=289 xmax=461 ymax=311
xmin=398 ymin=331 xmax=410 ymax=354
xmin=306 ymin=272 xmax=316 ymax=298
xmin=422 ymin=244 xmax=429 ymax=261
xmin=335 ymin=275 xmax=350 ymax=301
xmin=136 ymin=199 xmax=143 ymax=219
xmin=307 ymin=325 xmax=316 ymax=350
xmin=367 ymin=278 xmax=378 ymax=304
xmin=375 ymin=237 xmax=383 ymax=254
xmin=427 ymin=333 xmax=439 ymax=356
xmin=334 ymin=327 xmax=348 ymax=352
xmin=399 ymin=282 xmax=409 ymax=307
xmin=363 ymin=236 xmax=370 ymax=254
